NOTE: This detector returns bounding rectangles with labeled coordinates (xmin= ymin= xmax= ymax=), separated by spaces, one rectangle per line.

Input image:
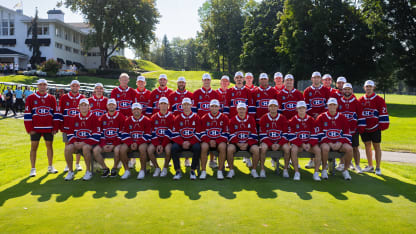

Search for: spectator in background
xmin=3 ymin=87 xmax=16 ymax=117
xmin=14 ymin=86 xmax=24 ymax=112
xmin=23 ymin=86 xmax=33 ymax=101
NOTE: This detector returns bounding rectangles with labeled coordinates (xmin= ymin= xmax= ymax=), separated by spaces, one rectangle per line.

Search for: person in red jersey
xmin=258 ymin=99 xmax=290 ymax=179
xmin=64 ymin=99 xmax=100 ymax=181
xmin=110 ymin=73 xmax=137 ymax=117
xmin=147 ymin=97 xmax=175 ymax=177
xmin=358 ymin=80 xmax=389 ymax=176
xmin=331 ymin=76 xmax=346 ymax=100
xmin=120 ymin=103 xmax=152 ymax=180
xmin=150 ymin=74 xmax=174 ymax=114
xmin=253 ymin=73 xmax=278 ymax=123
xmin=224 ymin=71 xmax=255 ymax=118
xmin=322 ymin=74 xmax=334 ymax=92
xmin=135 ymin=76 xmax=152 ymax=116
xmin=288 ymin=101 xmax=322 ymax=181
xmin=244 ymin=72 xmax=258 ymax=92
xmin=59 ymin=80 xmax=85 ymax=172
xmin=88 ymin=83 xmax=108 ymax=117
xmin=200 ymin=99 xmax=229 ymax=180
xmin=193 ymin=73 xmax=219 ymax=117
xmin=316 ymin=98 xmax=353 ymax=180
xmin=92 ymin=99 xmax=126 ymax=178
xmin=171 ymin=98 xmax=201 ymax=180
xmin=216 ymin=75 xmax=230 ymax=113
xmin=273 ymin=72 xmax=285 ymax=94
xmin=168 ymin=76 xmax=193 ymax=116
xmin=24 ymin=79 xmax=60 ymax=177
xmin=227 ymin=102 xmax=259 ymax=179
xmin=277 ymin=74 xmax=304 ymax=120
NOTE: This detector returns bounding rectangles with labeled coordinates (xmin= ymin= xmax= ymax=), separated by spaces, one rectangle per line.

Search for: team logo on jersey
xmin=68 ymin=108 xmax=79 ymax=117
xmin=284 ymin=101 xmax=297 ymax=110
xmin=155 ymin=120 xmax=159 ymax=125
xmin=174 ymin=97 xmax=177 ymax=101
xmin=35 ymin=107 xmax=50 ymax=116
xmin=309 ymin=92 xmax=312 ymax=96
xmin=231 ymin=98 xmax=246 ymax=107
xmin=237 ymin=131 xmax=249 ymax=140
xmin=362 ymin=108 xmax=374 ymax=117
xmin=297 ymin=131 xmax=310 ymax=140
xmin=102 ymin=121 xmax=107 ymax=126
xmin=282 ymin=96 xmax=286 ymax=100
xmin=207 ymin=122 xmax=210 ymax=127
xmin=119 ymin=101 xmax=131 ymax=109
xmin=311 ymin=98 xmax=326 ymax=107
xmin=339 ymin=105 xmax=342 ymax=110
xmin=266 ymin=123 xmax=269 ymax=128
xmin=257 ymin=93 xmax=260 ymax=98
xmin=131 ymin=130 xmax=144 ymax=139
xmin=207 ymin=128 xmax=221 ymax=138
xmin=201 ymin=102 xmax=210 ymax=110
xmin=267 ymin=130 xmax=282 ymax=140
xmin=231 ymin=93 xmax=235 ymax=97
xmin=234 ymin=125 xmax=238 ymax=129
xmin=75 ymin=122 xmax=79 ymax=127
xmin=326 ymin=129 xmax=342 ymax=139
xmin=117 ymin=94 xmax=120 ymax=98
xmin=324 ymin=122 xmax=328 ymax=127
xmin=192 ymin=121 xmax=195 ymax=126
xmin=76 ymin=130 xmax=89 ymax=138
xmin=156 ymin=95 xmax=159 ymax=99
xmin=180 ymin=128 xmax=194 ymax=138
xmin=259 ymin=99 xmax=269 ymax=108
xmin=199 ymin=95 xmax=203 ymax=100
xmin=296 ymin=124 xmax=300 ymax=129
xmin=104 ymin=128 xmax=118 ymax=137
xmin=66 ymin=102 xmax=70 ymax=106
xmin=93 ymin=110 xmax=105 ymax=116
xmin=180 ymin=121 xmax=183 ymax=127
xmin=34 ymin=100 xmax=38 ymax=105
xmin=156 ymin=127 xmax=167 ymax=137
xmin=343 ymin=112 xmax=354 ymax=120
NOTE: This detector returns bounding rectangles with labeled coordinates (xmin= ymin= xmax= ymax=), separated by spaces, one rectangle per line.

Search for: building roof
xmin=47 ymin=9 xmax=64 ymax=15
xmin=67 ymin=22 xmax=90 ymax=29
xmin=0 ymin=48 xmax=28 ymax=57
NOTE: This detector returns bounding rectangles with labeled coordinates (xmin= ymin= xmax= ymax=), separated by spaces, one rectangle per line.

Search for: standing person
xmin=171 ymin=98 xmax=201 ymax=180
xmin=88 ymin=83 xmax=108 ymax=117
xmin=135 ymin=76 xmax=152 ymax=117
xmin=244 ymin=72 xmax=258 ymax=92
xmin=322 ymin=74 xmax=333 ymax=92
xmin=358 ymin=80 xmax=389 ymax=175
xmin=59 ymin=80 xmax=85 ymax=172
xmin=277 ymin=74 xmax=304 ymax=120
xmin=24 ymin=79 xmax=60 ymax=177
xmin=23 ymin=86 xmax=33 ymax=101
xmin=168 ymin=76 xmax=193 ymax=116
xmin=14 ymin=86 xmax=24 ymax=113
xmin=14 ymin=63 xmax=19 ymax=74
xmin=216 ymin=75 xmax=230 ymax=113
xmin=253 ymin=73 xmax=278 ymax=123
xmin=193 ymin=73 xmax=220 ymax=117
xmin=9 ymin=63 xmax=14 ymax=74
xmin=150 ymin=74 xmax=174 ymax=114
xmin=331 ymin=76 xmax=346 ymax=100
xmin=64 ymin=99 xmax=100 ymax=181
xmin=3 ymin=87 xmax=16 ymax=117
xmin=273 ymin=72 xmax=285 ymax=94
xmin=110 ymin=73 xmax=137 ymax=117
xmin=224 ymin=71 xmax=255 ymax=118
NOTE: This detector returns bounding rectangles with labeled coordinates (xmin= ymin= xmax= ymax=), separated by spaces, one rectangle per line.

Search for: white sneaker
xmin=190 ymin=171 xmax=197 ymax=180
xmin=375 ymin=168 xmax=382 ymax=176
xmin=226 ymin=169 xmax=235 ymax=179
xmin=160 ymin=168 xmax=168 ymax=177
xmin=83 ymin=171 xmax=93 ymax=181
xmin=271 ymin=158 xmax=276 ymax=168
xmin=293 ymin=172 xmax=301 ymax=181
xmin=321 ymin=169 xmax=329 ymax=180
xmin=173 ymin=171 xmax=182 ymax=180
xmin=209 ymin=160 xmax=218 ymax=168
xmin=242 ymin=157 xmax=247 ymax=163
xmin=342 ymin=170 xmax=351 ymax=180
xmin=199 ymin=170 xmax=207 ymax=180
xmin=137 ymin=170 xmax=145 ymax=180
xmin=47 ymin=166 xmax=58 ymax=174
xmin=260 ymin=169 xmax=266 ymax=178
xmin=153 ymin=168 xmax=161 ymax=177
xmin=128 ymin=159 xmax=136 ymax=169
xmin=75 ymin=164 xmax=83 ymax=171
xmin=305 ymin=159 xmax=315 ymax=169
xmin=283 ymin=169 xmax=289 ymax=178
xmin=217 ymin=170 xmax=224 ymax=180
xmin=362 ymin=165 xmax=374 ymax=173
xmin=336 ymin=163 xmax=344 ymax=172
xmin=251 ymin=169 xmax=259 ymax=179
xmin=313 ymin=172 xmax=321 ymax=181
xmin=184 ymin=158 xmax=191 ymax=167
xmin=121 ymin=170 xmax=131 ymax=179
xmin=29 ymin=168 xmax=36 ymax=177
xmin=355 ymin=165 xmax=362 ymax=173
xmin=65 ymin=171 xmax=75 ymax=181
xmin=117 ymin=161 xmax=123 ymax=169
xmin=64 ymin=166 xmax=69 ymax=173
xmin=245 ymin=157 xmax=252 ymax=168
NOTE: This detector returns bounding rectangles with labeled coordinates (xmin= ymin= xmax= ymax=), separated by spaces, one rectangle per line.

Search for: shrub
xmin=109 ymin=56 xmax=133 ymax=70
xmin=40 ymin=59 xmax=62 ymax=76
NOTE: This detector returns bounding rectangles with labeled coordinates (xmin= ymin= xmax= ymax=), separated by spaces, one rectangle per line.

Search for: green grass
xmin=136 ymin=59 xmax=165 ymax=72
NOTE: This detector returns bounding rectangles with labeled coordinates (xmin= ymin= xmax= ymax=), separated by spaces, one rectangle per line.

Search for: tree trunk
xmin=100 ymin=47 xmax=107 ymax=69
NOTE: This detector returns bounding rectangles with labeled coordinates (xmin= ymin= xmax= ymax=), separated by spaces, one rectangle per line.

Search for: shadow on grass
xmin=387 ymin=104 xmax=416 ymax=118
xmin=1 ymin=163 xmax=415 ymax=206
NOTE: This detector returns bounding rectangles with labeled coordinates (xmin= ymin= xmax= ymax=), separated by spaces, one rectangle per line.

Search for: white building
xmin=0 ymin=5 xmax=124 ymax=70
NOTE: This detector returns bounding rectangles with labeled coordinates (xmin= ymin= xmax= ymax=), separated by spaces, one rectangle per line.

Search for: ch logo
xmin=156 ymin=127 xmax=167 ymax=137
xmin=36 ymin=107 xmax=50 ymax=116
xmin=285 ymin=102 xmax=296 ymax=110
xmin=238 ymin=133 xmax=248 ymax=139
xmin=201 ymin=102 xmax=210 ymax=110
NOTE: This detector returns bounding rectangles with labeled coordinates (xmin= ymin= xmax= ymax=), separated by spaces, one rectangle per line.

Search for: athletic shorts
xmin=235 ymin=144 xmax=254 ymax=153
xmin=62 ymin=132 xmax=68 ymax=143
xmin=30 ymin=132 xmax=54 ymax=141
xmin=352 ymin=132 xmax=360 ymax=147
xmin=360 ymin=130 xmax=381 ymax=143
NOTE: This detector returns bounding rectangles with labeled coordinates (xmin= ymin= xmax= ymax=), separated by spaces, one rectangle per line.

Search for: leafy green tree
xmin=26 ymin=8 xmax=42 ymax=69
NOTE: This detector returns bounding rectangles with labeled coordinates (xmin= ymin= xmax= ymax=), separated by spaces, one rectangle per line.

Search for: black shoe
xmin=110 ymin=168 xmax=118 ymax=178
xmin=101 ymin=168 xmax=110 ymax=178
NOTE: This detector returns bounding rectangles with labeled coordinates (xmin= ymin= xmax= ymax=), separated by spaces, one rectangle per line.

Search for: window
xmin=9 ymin=21 xmax=14 ymax=35
xmin=0 ymin=19 xmax=15 ymax=36
xmin=73 ymin=48 xmax=79 ymax=54
xmin=55 ymin=27 xmax=62 ymax=37
xmin=36 ymin=24 xmax=49 ymax=35
xmin=65 ymin=46 xmax=72 ymax=52
xmin=2 ymin=21 xmax=9 ymax=36
xmin=55 ymin=42 xmax=62 ymax=49
xmin=64 ymin=29 xmax=69 ymax=40
xmin=73 ymin=33 xmax=79 ymax=43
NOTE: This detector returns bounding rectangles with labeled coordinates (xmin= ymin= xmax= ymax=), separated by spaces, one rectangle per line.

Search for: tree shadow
xmin=387 ymin=104 xmax=416 ymax=118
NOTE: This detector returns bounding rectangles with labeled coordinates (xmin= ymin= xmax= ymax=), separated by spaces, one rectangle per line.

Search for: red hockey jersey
xmin=245 ymin=84 xmax=258 ymax=92
xmin=288 ymin=114 xmax=319 ymax=147
xmin=149 ymin=87 xmax=174 ymax=114
xmin=59 ymin=92 xmax=85 ymax=133
xmin=277 ymin=88 xmax=304 ymax=120
xmin=168 ymin=89 xmax=194 ymax=116
xmin=24 ymin=92 xmax=60 ymax=133
xmin=228 ymin=114 xmax=258 ymax=145
xmin=150 ymin=111 xmax=175 ymax=147
xmin=216 ymin=88 xmax=227 ymax=112
xmin=121 ymin=115 xmax=151 ymax=146
xmin=330 ymin=88 xmax=343 ymax=100
xmin=338 ymin=95 xmax=366 ymax=135
xmin=200 ymin=112 xmax=229 ymax=144
xmin=67 ymin=111 xmax=100 ymax=145
xmin=253 ymin=86 xmax=278 ymax=122
xmin=274 ymin=85 xmax=285 ymax=95
xmin=303 ymin=85 xmax=331 ymax=118
xmin=88 ymin=95 xmax=108 ymax=117
xmin=259 ymin=113 xmax=289 ymax=146
xmin=316 ymin=111 xmax=351 ymax=144
xmin=171 ymin=112 xmax=201 ymax=145
xmin=136 ymin=88 xmax=152 ymax=116
xmin=110 ymin=86 xmax=137 ymax=117
xmin=358 ymin=93 xmax=389 ymax=132
xmin=193 ymin=87 xmax=220 ymax=117
xmin=98 ymin=111 xmax=125 ymax=147
xmin=224 ymin=86 xmax=255 ymax=117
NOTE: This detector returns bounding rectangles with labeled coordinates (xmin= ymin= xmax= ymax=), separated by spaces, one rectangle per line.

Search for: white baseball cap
xmin=259 ymin=73 xmax=268 ymax=79
xmin=236 ymin=102 xmax=247 ymax=109
xmin=210 ymin=99 xmax=220 ymax=106
xmin=37 ymin=79 xmax=48 ymax=84
xmin=159 ymin=74 xmax=168 ymax=80
xmin=79 ymin=98 xmax=89 ymax=105
xmin=343 ymin=83 xmax=353 ymax=89
xmin=221 ymin=75 xmax=230 ymax=81
xmin=202 ymin=73 xmax=211 ymax=80
xmin=245 ymin=72 xmax=253 ymax=78
xmin=235 ymin=71 xmax=244 ymax=77
xmin=158 ymin=97 xmax=169 ymax=104
xmin=296 ymin=101 xmax=307 ymax=108
xmin=136 ymin=76 xmax=145 ymax=82
xmin=268 ymin=99 xmax=279 ymax=106
xmin=274 ymin=72 xmax=283 ymax=78
xmin=70 ymin=80 xmax=80 ymax=85
xmin=322 ymin=74 xmax=332 ymax=80
xmin=132 ymin=103 xmax=143 ymax=109
xmin=107 ymin=98 xmax=117 ymax=105
xmin=182 ymin=97 xmax=192 ymax=105
xmin=327 ymin=98 xmax=338 ymax=105
xmin=284 ymin=74 xmax=294 ymax=80
xmin=119 ymin=73 xmax=130 ymax=79
xmin=337 ymin=76 xmax=347 ymax=83
xmin=177 ymin=76 xmax=186 ymax=82
xmin=94 ymin=83 xmax=103 ymax=88
xmin=364 ymin=80 xmax=375 ymax=87
xmin=312 ymin=71 xmax=322 ymax=77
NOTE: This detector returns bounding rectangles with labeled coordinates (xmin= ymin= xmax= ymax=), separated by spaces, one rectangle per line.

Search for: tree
xmin=61 ymin=0 xmax=159 ymax=69
xmin=161 ymin=35 xmax=173 ymax=68
xmin=26 ymin=8 xmax=42 ymax=69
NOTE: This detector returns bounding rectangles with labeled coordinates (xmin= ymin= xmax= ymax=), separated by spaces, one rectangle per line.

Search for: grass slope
xmin=136 ymin=59 xmax=165 ymax=72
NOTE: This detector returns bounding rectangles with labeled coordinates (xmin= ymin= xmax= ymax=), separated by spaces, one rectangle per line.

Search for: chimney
xmin=47 ymin=8 xmax=64 ymax=22
xmin=16 ymin=9 xmax=23 ymax=15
